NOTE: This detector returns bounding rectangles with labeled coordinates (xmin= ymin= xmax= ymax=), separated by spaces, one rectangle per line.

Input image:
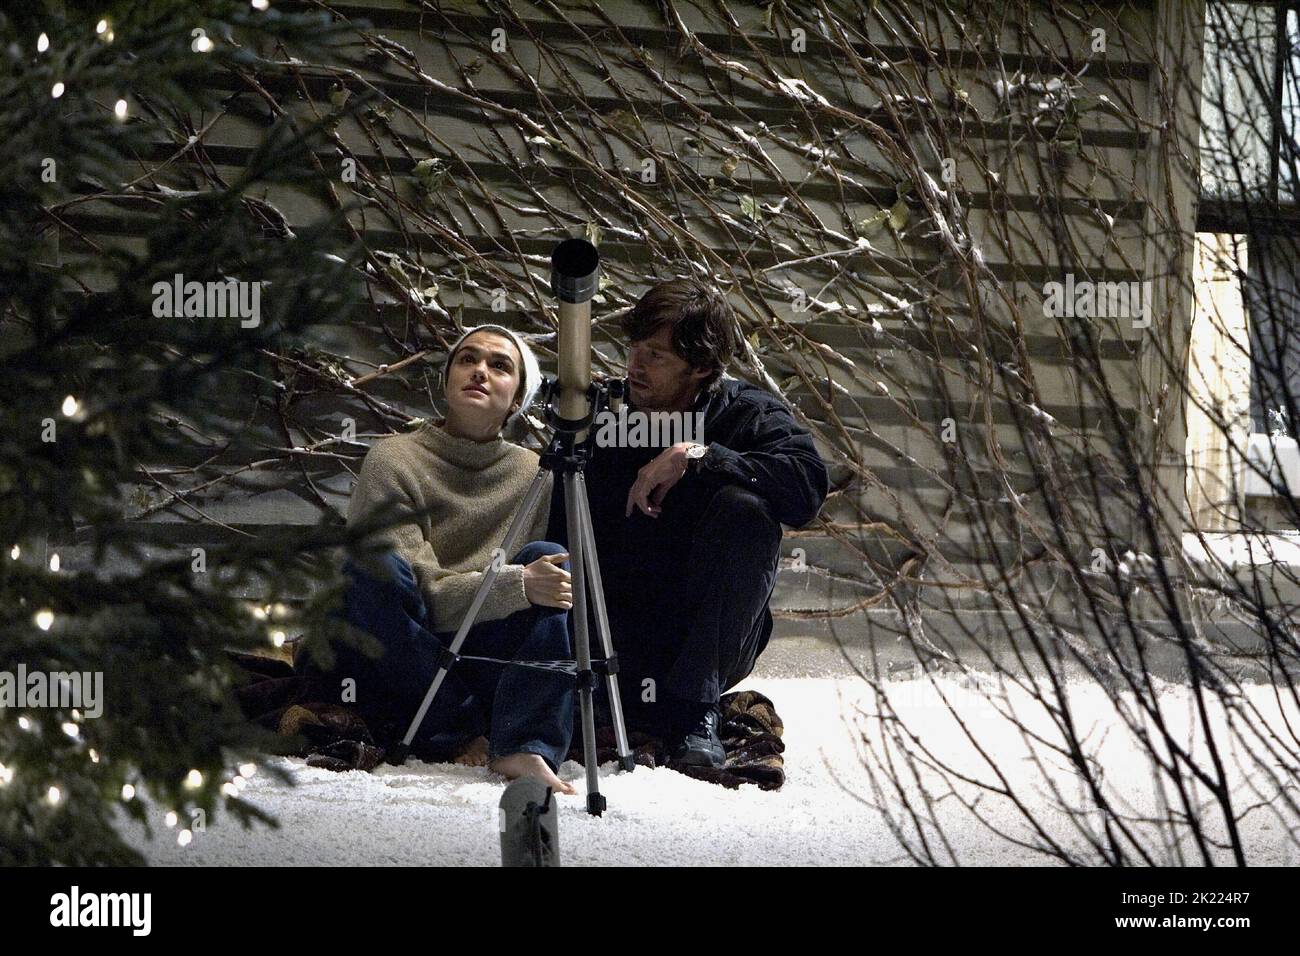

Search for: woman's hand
xmin=523 ymin=553 xmax=572 ymax=609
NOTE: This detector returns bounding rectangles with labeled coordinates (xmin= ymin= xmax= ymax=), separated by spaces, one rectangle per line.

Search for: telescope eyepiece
xmin=550 ymin=238 xmax=600 ymax=304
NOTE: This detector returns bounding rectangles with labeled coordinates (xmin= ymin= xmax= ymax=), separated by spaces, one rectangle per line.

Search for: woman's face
xmin=445 ymin=330 xmax=523 ymax=431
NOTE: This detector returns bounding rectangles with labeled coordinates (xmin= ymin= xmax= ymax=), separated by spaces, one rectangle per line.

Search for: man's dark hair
xmin=620 ymin=278 xmax=739 ymax=393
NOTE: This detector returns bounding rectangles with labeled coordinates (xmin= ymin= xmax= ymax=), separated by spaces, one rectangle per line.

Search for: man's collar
xmin=622 ymin=378 xmax=727 ymax=415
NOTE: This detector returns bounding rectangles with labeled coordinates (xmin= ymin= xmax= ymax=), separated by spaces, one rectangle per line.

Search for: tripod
xmin=386 ymin=375 xmax=636 ymax=816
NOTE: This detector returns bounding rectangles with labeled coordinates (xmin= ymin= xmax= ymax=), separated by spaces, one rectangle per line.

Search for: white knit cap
xmin=441 ymin=324 xmax=543 ymax=427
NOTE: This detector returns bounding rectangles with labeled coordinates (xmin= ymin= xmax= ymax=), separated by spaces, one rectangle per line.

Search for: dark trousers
xmin=313 ymin=541 xmax=576 ymax=772
xmin=599 ymin=483 xmax=783 ymax=734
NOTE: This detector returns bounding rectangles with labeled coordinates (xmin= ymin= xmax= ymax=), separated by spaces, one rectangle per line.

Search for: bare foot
xmin=452 ymin=735 xmax=489 ymax=767
xmin=488 ymin=752 xmax=577 ymax=795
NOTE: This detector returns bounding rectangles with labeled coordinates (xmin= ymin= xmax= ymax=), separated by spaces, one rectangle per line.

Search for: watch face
xmin=687 ymin=444 xmax=707 ymax=459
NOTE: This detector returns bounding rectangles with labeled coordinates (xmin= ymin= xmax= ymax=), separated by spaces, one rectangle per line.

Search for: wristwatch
xmin=685 ymin=442 xmax=709 ymax=471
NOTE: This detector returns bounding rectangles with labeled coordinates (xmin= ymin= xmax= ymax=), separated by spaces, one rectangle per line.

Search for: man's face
xmin=625 ymin=324 xmax=710 ymax=413
xmin=445 ymin=331 xmax=523 ymax=430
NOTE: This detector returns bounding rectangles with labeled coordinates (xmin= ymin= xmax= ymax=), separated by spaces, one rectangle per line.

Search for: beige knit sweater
xmin=345 ymin=421 xmax=554 ymax=632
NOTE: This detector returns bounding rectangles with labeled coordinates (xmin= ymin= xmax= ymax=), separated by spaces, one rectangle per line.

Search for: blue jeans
xmin=322 ymin=541 xmax=576 ymax=773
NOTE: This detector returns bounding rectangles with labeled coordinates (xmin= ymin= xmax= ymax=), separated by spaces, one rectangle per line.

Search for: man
xmin=547 ymin=278 xmax=829 ymax=767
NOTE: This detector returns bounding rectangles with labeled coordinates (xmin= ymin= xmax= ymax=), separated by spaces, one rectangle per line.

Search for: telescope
xmin=546 ymin=237 xmax=624 ymax=440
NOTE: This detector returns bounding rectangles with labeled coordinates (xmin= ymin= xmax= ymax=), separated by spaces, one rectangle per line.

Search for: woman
xmin=314 ymin=324 xmax=575 ymax=794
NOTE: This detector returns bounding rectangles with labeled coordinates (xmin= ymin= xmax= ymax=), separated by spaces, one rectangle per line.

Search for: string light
xmin=270 ymin=630 xmax=286 ymax=647
xmin=164 ymin=811 xmax=178 ymax=828
xmin=49 ymin=553 xmax=60 ymax=572
xmin=51 ymin=82 xmax=64 ymax=99
xmin=221 ymin=782 xmax=238 ymax=797
xmin=61 ymin=722 xmax=79 ymax=739
xmin=0 ymin=763 xmax=12 ymax=785
xmin=177 ymin=829 xmax=192 ymax=847
xmin=61 ymin=395 xmax=78 ymax=416
xmin=9 ymin=545 xmax=18 ymax=560
xmin=233 ymin=775 xmax=248 ymax=791
xmin=95 ymin=19 xmax=108 ymax=34
xmin=193 ymin=33 xmax=213 ymax=53
xmin=251 ymin=0 xmax=269 ymax=10
xmin=238 ymin=762 xmax=257 ymax=777
xmin=37 ymin=33 xmax=49 ymax=53
xmin=34 ymin=609 xmax=54 ymax=631
xmin=17 ymin=716 xmax=31 ymax=731
xmin=47 ymin=786 xmax=61 ymax=805
xmin=114 ymin=99 xmax=128 ymax=120
xmin=184 ymin=769 xmax=203 ymax=789
xmin=88 ymin=749 xmax=99 ymax=763
xmin=121 ymin=783 xmax=135 ymax=800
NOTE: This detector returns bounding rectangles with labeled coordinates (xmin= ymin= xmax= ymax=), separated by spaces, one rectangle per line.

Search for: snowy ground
xmin=119 ymin=648 xmax=1299 ymax=866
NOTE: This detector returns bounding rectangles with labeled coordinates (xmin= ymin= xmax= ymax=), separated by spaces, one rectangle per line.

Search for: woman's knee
xmin=344 ymin=549 xmax=415 ymax=589
xmin=511 ymin=540 xmax=568 ymax=566
xmin=340 ymin=550 xmax=425 ymax=628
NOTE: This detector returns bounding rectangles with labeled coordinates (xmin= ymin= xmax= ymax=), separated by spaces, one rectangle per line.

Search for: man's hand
xmin=625 ymin=443 xmax=702 ymax=518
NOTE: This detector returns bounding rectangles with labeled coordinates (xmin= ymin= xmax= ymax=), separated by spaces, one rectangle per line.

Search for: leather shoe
xmin=671 ymin=703 xmax=726 ymax=768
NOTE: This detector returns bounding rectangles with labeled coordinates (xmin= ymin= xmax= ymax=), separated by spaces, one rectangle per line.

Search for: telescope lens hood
xmin=550 ymin=238 xmax=601 ymax=303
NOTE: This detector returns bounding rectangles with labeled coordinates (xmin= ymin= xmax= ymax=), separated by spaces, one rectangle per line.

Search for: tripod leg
xmin=564 ymin=471 xmax=605 ymax=815
xmin=390 ymin=467 xmax=552 ymax=763
xmin=574 ymin=473 xmax=635 ymax=772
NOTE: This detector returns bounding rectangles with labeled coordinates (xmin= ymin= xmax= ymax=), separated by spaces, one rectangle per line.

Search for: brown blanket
xmin=231 ymin=651 xmax=785 ymax=790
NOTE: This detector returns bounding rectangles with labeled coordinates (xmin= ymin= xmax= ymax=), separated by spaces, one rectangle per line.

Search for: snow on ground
xmin=119 ymin=672 xmax=1299 ymax=866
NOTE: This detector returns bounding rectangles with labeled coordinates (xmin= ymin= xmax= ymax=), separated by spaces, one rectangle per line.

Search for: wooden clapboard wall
xmin=57 ymin=0 xmax=1202 ymax=645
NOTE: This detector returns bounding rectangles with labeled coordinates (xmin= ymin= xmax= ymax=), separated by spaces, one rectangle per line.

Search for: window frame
xmin=1197 ymin=0 xmax=1300 ymax=233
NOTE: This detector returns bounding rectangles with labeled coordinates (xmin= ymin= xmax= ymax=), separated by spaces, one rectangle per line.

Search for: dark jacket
xmin=545 ymin=375 xmax=829 ymax=551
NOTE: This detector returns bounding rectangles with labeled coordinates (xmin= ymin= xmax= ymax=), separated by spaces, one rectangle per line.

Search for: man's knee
xmin=701 ymin=485 xmax=782 ymax=548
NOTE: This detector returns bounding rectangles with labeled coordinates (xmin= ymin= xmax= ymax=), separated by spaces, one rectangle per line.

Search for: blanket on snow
xmin=230 ymin=651 xmax=786 ymax=791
